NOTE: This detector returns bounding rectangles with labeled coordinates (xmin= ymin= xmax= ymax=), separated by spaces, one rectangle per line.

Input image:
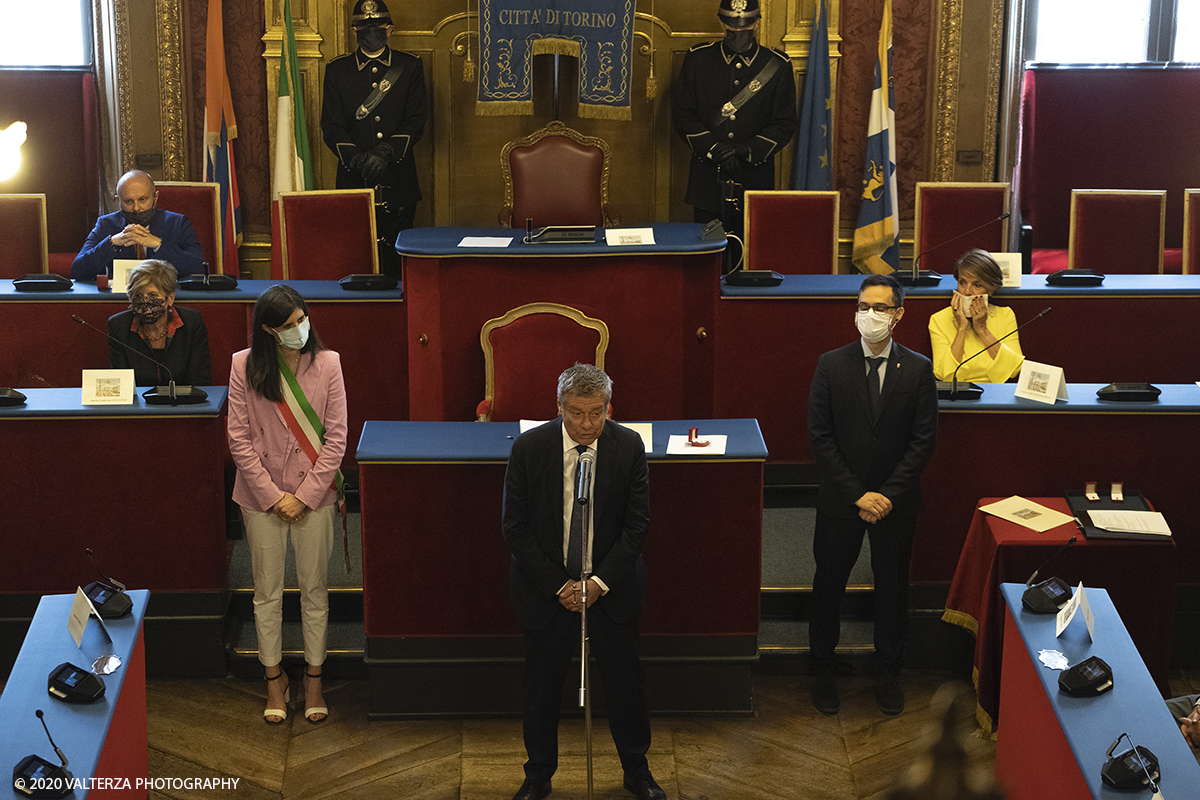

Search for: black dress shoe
xmin=812 ymin=672 xmax=839 ymax=715
xmin=623 ymin=772 xmax=666 ymax=800
xmin=510 ymin=778 xmax=551 ymax=800
xmin=876 ymin=673 xmax=905 ymax=716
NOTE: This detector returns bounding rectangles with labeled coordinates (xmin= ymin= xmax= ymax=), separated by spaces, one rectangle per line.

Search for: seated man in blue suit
xmin=808 ymin=273 xmax=939 ymax=717
xmin=502 ymin=363 xmax=665 ymax=800
xmin=71 ymin=170 xmax=205 ymax=280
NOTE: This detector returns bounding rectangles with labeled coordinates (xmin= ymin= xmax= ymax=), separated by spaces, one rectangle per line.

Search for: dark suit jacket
xmin=808 ymin=341 xmax=938 ymax=520
xmin=503 ymin=418 xmax=650 ymax=631
xmin=106 ymin=305 xmax=212 ymax=387
xmin=71 ymin=210 xmax=206 ymax=280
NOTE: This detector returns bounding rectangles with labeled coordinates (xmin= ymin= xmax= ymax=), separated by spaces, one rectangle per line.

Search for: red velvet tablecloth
xmin=943 ymin=497 xmax=1176 ymax=733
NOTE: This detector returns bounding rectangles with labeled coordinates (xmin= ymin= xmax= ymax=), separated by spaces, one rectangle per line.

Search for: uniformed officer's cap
xmin=352 ymin=0 xmax=391 ymax=27
xmin=718 ymin=0 xmax=761 ymax=27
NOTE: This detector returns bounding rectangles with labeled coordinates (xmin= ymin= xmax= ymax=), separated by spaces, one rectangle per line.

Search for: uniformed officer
xmin=320 ymin=0 xmax=427 ymax=277
xmin=672 ymin=0 xmax=796 ymax=257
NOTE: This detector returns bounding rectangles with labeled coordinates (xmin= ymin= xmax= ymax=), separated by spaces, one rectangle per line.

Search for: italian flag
xmin=271 ymin=0 xmax=314 ymax=276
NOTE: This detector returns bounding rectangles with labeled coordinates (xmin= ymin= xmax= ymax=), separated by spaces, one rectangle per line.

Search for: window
xmin=0 ymin=0 xmax=92 ymax=67
xmin=1030 ymin=0 xmax=1200 ymax=63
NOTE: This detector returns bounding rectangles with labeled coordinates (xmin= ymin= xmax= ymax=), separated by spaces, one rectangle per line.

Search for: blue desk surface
xmin=1001 ymin=582 xmax=1200 ymax=797
xmin=357 ymin=419 xmax=768 ymax=462
xmin=939 ymin=382 xmax=1200 ymax=413
xmin=721 ymin=273 xmax=1200 ymax=299
xmin=0 ymin=279 xmax=403 ymax=303
xmin=0 ymin=590 xmax=150 ymax=799
xmin=395 ymin=223 xmax=725 ymax=257
xmin=0 ymin=386 xmax=228 ymax=418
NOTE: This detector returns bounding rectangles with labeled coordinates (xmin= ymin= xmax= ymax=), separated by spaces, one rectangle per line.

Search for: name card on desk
xmin=81 ymin=369 xmax=135 ymax=405
xmin=1015 ymin=360 xmax=1068 ymax=405
xmin=991 ymin=252 xmax=1023 ymax=288
xmin=110 ymin=259 xmax=139 ymax=294
xmin=605 ymin=228 xmax=656 ymax=246
xmin=1056 ymin=581 xmax=1095 ymax=640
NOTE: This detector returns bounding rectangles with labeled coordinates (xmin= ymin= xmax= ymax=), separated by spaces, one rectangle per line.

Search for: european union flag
xmin=852 ymin=0 xmax=899 ymax=274
xmin=792 ymin=0 xmax=831 ymax=191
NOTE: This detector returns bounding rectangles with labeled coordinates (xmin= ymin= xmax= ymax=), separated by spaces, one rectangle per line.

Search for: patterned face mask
xmin=132 ymin=295 xmax=166 ymax=324
xmin=121 ymin=207 xmax=155 ymax=227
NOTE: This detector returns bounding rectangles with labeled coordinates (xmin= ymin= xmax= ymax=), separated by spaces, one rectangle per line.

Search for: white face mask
xmin=953 ymin=290 xmax=989 ymax=316
xmin=275 ymin=317 xmax=310 ymax=350
xmin=855 ymin=309 xmax=894 ymax=344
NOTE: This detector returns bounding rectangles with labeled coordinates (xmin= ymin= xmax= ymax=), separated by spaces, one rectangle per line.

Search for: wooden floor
xmin=146 ymin=670 xmax=1000 ymax=800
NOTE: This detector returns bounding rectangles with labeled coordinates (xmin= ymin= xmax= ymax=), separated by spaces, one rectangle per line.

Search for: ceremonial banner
xmin=477 ymin=0 xmax=635 ymax=119
xmin=852 ymin=0 xmax=899 ymax=274
xmin=204 ymin=0 xmax=242 ymax=274
xmin=792 ymin=0 xmax=832 ymax=191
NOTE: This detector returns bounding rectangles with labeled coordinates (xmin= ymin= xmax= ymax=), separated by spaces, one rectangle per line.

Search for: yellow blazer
xmin=928 ymin=304 xmax=1024 ymax=383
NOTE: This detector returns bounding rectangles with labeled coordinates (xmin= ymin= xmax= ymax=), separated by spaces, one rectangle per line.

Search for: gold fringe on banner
xmin=476 ymin=100 xmax=535 ymax=116
xmin=579 ymin=103 xmax=632 ymax=121
xmin=530 ymin=38 xmax=582 ymax=58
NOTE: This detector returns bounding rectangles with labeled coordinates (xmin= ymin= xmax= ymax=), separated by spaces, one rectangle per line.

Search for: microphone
xmin=1102 ymin=732 xmax=1160 ymax=792
xmin=901 ymin=211 xmax=1011 ymax=287
xmin=70 ymin=314 xmax=207 ymax=405
xmin=36 ymin=711 xmax=68 ymax=770
xmin=13 ymin=710 xmax=74 ymax=798
xmin=1021 ymin=533 xmax=1076 ymax=613
xmin=575 ymin=450 xmax=595 ymax=506
xmin=83 ymin=547 xmax=133 ymax=619
xmin=946 ymin=306 xmax=1051 ymax=400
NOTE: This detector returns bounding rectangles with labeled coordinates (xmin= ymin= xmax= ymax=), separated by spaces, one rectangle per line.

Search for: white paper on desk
xmin=604 ymin=228 xmax=656 ymax=247
xmin=978 ymin=496 xmax=1075 ymax=532
xmin=81 ymin=368 xmax=135 ymax=405
xmin=516 ymin=419 xmax=653 ymax=453
xmin=458 ymin=236 xmax=513 ymax=247
xmin=110 ymin=259 xmax=139 ymax=294
xmin=1087 ymin=509 xmax=1172 ymax=536
xmin=68 ymin=587 xmax=93 ymax=647
xmin=1056 ymin=582 xmax=1092 ymax=640
xmin=666 ymin=434 xmax=727 ymax=455
xmin=991 ymin=252 xmax=1023 ymax=288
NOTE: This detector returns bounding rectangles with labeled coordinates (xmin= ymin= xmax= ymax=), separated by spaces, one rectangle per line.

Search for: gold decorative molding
xmin=983 ymin=0 xmax=1004 ymax=179
xmin=115 ymin=0 xmax=135 ymax=176
xmin=931 ymin=0 xmax=962 ymax=182
xmin=156 ymin=0 xmax=186 ymax=180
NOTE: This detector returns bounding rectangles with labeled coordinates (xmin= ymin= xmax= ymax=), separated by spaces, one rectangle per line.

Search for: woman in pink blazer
xmin=228 ymin=285 xmax=347 ymax=725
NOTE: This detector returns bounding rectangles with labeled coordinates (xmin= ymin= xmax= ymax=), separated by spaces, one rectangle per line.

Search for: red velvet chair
xmin=278 ymin=189 xmax=378 ymax=279
xmin=913 ymin=182 xmax=1010 ymax=276
xmin=0 ymin=193 xmax=48 ymax=277
xmin=155 ymin=181 xmax=223 ymax=275
xmin=477 ymin=303 xmax=609 ymax=422
xmin=1069 ymin=189 xmax=1165 ymax=274
xmin=499 ymin=121 xmax=620 ymax=228
xmin=1184 ymin=189 xmax=1200 ymax=275
xmin=742 ymin=190 xmax=839 ymax=274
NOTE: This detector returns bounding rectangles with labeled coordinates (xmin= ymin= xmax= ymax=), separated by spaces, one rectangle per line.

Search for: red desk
xmin=945 ymin=499 xmax=1176 ymax=733
xmin=357 ymin=419 xmax=766 ymax=717
xmin=397 ymin=225 xmax=723 ymax=423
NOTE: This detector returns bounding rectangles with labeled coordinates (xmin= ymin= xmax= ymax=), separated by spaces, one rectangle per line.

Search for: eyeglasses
xmin=856 ymin=303 xmax=898 ymax=314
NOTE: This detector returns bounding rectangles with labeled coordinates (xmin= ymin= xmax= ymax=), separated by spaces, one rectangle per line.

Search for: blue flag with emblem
xmin=852 ymin=0 xmax=899 ymax=274
xmin=476 ymin=0 xmax=634 ymax=119
xmin=792 ymin=0 xmax=831 ymax=191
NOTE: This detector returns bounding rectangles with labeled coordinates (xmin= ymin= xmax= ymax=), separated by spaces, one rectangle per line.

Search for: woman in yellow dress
xmin=928 ymin=249 xmax=1024 ymax=383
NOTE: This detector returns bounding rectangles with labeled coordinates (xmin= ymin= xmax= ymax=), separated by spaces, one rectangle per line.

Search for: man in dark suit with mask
xmin=808 ymin=274 xmax=939 ymax=717
xmin=672 ymin=0 xmax=796 ymax=254
xmin=320 ymin=0 xmax=427 ymax=277
xmin=503 ymin=364 xmax=665 ymax=800
xmin=71 ymin=170 xmax=205 ymax=281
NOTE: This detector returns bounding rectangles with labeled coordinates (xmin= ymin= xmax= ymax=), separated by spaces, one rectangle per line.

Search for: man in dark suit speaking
xmin=808 ymin=274 xmax=938 ymax=717
xmin=502 ymin=364 xmax=665 ymax=800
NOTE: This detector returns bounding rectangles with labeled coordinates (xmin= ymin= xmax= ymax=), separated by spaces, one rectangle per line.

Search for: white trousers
xmin=242 ymin=504 xmax=335 ymax=667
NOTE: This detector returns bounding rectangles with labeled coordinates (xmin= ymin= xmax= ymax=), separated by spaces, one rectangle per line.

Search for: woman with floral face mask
xmin=105 ymin=259 xmax=212 ymax=386
xmin=928 ymin=249 xmax=1024 ymax=383
xmin=227 ymin=284 xmax=347 ymax=726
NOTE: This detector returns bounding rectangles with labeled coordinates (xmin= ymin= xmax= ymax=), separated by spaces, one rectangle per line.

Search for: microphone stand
xmin=944 ymin=306 xmax=1051 ymax=400
xmin=900 ymin=212 xmax=1011 ymax=287
xmin=71 ymin=314 xmax=207 ymax=405
xmin=578 ymin=503 xmax=594 ymax=800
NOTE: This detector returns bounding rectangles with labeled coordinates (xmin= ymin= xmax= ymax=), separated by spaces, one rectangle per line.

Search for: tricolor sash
xmin=276 ymin=353 xmax=350 ymax=572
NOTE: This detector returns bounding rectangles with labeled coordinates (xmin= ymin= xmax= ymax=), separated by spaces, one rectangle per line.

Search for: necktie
xmin=134 ymin=243 xmax=146 ymax=261
xmin=566 ymin=444 xmax=588 ymax=579
xmin=867 ymin=356 xmax=885 ymax=414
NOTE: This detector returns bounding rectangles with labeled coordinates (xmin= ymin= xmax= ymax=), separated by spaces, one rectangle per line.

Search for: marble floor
xmin=146 ymin=670 xmax=1002 ymax=800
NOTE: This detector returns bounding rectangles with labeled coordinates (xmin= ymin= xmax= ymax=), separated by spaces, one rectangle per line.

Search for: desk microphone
xmin=1102 ymin=732 xmax=1160 ymax=792
xmin=1021 ymin=534 xmax=1075 ymax=614
xmin=12 ymin=710 xmax=73 ymax=798
xmin=945 ymin=306 xmax=1051 ymax=400
xmin=575 ymin=450 xmax=595 ymax=506
xmin=70 ymin=314 xmax=207 ymax=405
xmin=901 ymin=211 xmax=1011 ymax=287
xmin=84 ymin=547 xmax=132 ymax=619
